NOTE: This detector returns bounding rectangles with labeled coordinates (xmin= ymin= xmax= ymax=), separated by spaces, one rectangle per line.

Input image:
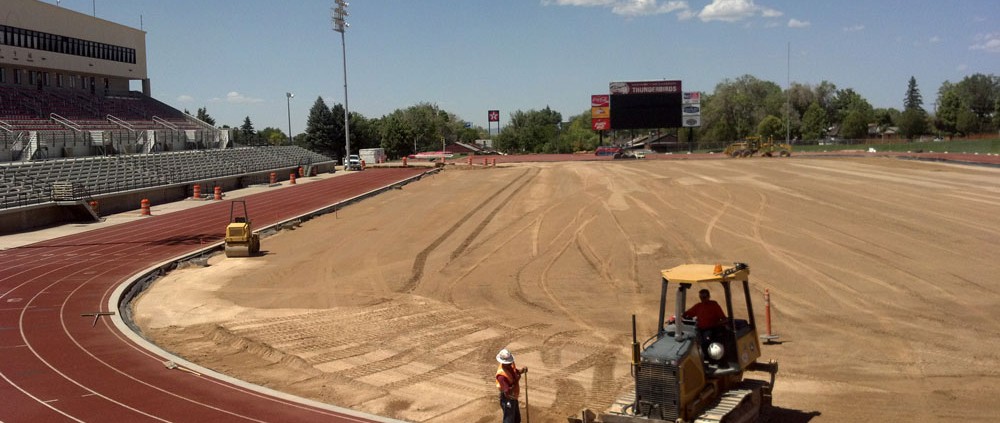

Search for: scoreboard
xmin=609 ymin=92 xmax=682 ymax=129
xmin=592 ymin=80 xmax=692 ymax=131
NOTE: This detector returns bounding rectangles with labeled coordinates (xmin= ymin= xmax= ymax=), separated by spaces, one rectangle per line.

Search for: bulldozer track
xmin=398 ymin=168 xmax=535 ymax=294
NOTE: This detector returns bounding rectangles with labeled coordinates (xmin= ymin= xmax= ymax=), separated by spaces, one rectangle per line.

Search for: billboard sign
xmin=682 ymin=91 xmax=701 ymax=104
xmin=488 ymin=110 xmax=500 ymax=122
xmin=683 ymin=115 xmax=701 ymax=128
xmin=610 ymin=80 xmax=682 ymax=95
xmin=682 ymin=105 xmax=700 ymax=115
xmin=591 ymin=94 xmax=611 ymax=131
xmin=592 ymin=118 xmax=611 ymax=131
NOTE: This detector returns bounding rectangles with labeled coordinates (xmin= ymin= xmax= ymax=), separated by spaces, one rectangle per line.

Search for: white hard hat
xmin=496 ymin=348 xmax=514 ymax=364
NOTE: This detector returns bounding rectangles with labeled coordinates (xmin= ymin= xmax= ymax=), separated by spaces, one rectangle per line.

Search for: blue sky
xmin=51 ymin=0 xmax=999 ymax=133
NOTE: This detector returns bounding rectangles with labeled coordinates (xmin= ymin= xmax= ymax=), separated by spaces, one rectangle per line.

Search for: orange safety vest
xmin=495 ymin=364 xmax=520 ymax=400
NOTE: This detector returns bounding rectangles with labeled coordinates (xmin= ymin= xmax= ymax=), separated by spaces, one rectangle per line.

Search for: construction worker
xmin=495 ymin=348 xmax=527 ymax=423
xmin=684 ymin=289 xmax=727 ymax=330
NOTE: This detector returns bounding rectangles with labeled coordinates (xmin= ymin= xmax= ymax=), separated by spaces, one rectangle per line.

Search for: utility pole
xmin=332 ymin=1 xmax=350 ymax=162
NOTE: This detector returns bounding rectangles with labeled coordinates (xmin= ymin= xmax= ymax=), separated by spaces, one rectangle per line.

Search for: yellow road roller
xmin=224 ymin=200 xmax=260 ymax=257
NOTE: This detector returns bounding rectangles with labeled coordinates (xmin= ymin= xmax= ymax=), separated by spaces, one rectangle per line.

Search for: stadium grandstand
xmin=0 ymin=0 xmax=336 ymax=233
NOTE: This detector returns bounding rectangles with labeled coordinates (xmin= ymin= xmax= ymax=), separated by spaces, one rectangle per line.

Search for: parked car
xmin=346 ymin=154 xmax=362 ymax=170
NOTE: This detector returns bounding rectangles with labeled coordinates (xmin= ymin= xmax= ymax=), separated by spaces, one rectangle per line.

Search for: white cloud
xmin=677 ymin=8 xmax=696 ymax=20
xmin=543 ymin=0 xmax=617 ymax=6
xmin=698 ymin=0 xmax=779 ymax=22
xmin=613 ymin=0 xmax=688 ymax=17
xmin=209 ymin=92 xmax=264 ymax=104
xmin=788 ymin=18 xmax=810 ymax=28
xmin=542 ymin=0 xmax=691 ymax=17
xmin=760 ymin=7 xmax=782 ymax=18
xmin=929 ymin=36 xmax=940 ymax=43
xmin=970 ymin=33 xmax=1000 ymax=53
xmin=177 ymin=95 xmax=194 ymax=103
xmin=843 ymin=24 xmax=864 ymax=32
xmin=544 ymin=0 xmax=790 ymax=22
xmin=956 ymin=64 xmax=968 ymax=71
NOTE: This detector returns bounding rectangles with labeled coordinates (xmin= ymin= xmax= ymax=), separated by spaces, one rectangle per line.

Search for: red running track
xmin=0 ymin=168 xmax=429 ymax=423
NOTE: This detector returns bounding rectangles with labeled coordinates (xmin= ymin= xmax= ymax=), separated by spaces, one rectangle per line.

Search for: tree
xmin=303 ymin=97 xmax=340 ymax=158
xmin=813 ymin=80 xmax=838 ymax=124
xmin=934 ymin=89 xmax=962 ymax=136
xmin=756 ymin=115 xmax=785 ymax=141
xmin=840 ymin=110 xmax=868 ymax=140
xmin=898 ymin=108 xmax=928 ymax=140
xmin=956 ymin=108 xmax=980 ymax=135
xmin=560 ymin=110 xmax=601 ymax=152
xmin=801 ymin=101 xmax=828 ymax=141
xmin=903 ymin=76 xmax=924 ymax=111
xmin=954 ymin=74 xmax=999 ymax=128
xmin=196 ymin=107 xmax=216 ymax=126
xmin=830 ymin=88 xmax=873 ymax=124
xmin=240 ymin=116 xmax=255 ymax=138
xmin=258 ymin=127 xmax=286 ymax=146
xmin=700 ymin=75 xmax=782 ymax=141
xmin=786 ymin=82 xmax=817 ymax=118
xmin=377 ymin=113 xmax=413 ymax=158
xmin=494 ymin=107 xmax=562 ymax=153
xmin=874 ymin=108 xmax=899 ymax=130
xmin=898 ymin=77 xmax=927 ymax=140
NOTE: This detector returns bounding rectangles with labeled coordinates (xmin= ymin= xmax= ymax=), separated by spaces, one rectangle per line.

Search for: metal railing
xmin=50 ymin=113 xmax=83 ymax=132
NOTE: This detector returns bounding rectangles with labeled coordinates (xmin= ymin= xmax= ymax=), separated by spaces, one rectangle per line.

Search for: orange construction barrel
xmin=214 ymin=186 xmax=222 ymax=200
xmin=269 ymin=172 xmax=276 ymax=184
xmin=192 ymin=184 xmax=201 ymax=199
xmin=140 ymin=198 xmax=151 ymax=216
xmin=290 ymin=173 xmax=297 ymax=184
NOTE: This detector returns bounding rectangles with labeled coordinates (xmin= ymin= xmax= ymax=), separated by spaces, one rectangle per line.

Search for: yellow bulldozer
xmin=572 ymin=262 xmax=778 ymax=423
xmin=224 ymin=200 xmax=260 ymax=258
xmin=723 ymin=136 xmax=791 ymax=158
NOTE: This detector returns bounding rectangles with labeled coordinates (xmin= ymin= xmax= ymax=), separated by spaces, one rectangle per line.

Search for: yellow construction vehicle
xmin=723 ymin=137 xmax=791 ymax=158
xmin=572 ymin=262 xmax=778 ymax=423
xmin=224 ymin=200 xmax=260 ymax=258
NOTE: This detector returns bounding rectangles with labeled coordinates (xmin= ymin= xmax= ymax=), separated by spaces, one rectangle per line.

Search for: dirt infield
xmin=135 ymin=157 xmax=1000 ymax=422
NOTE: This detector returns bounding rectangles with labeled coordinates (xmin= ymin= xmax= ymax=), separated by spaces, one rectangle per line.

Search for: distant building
xmin=0 ymin=0 xmax=150 ymax=95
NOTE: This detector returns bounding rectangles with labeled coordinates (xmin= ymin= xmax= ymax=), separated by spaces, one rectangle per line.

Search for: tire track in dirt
xmin=437 ymin=173 xmax=600 ymax=311
xmin=448 ymin=168 xmax=540 ymax=261
xmin=398 ymin=168 xmax=533 ymax=294
xmin=547 ymin=346 xmax=625 ymax=416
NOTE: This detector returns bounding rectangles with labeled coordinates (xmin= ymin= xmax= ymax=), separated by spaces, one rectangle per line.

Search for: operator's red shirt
xmin=684 ymin=300 xmax=726 ymax=329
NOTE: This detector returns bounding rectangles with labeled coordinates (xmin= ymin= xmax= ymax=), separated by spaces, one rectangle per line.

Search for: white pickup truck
xmin=346 ymin=154 xmax=362 ymax=171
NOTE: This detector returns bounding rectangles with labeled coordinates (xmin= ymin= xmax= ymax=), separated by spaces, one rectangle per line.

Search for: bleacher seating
xmin=0 ymin=146 xmax=335 ymax=209
xmin=0 ymin=85 xmax=197 ymax=133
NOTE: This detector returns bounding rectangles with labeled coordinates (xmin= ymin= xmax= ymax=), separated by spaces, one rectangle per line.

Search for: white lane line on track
xmin=100 ymin=224 xmax=412 ymax=421
xmin=2 ymin=171 xmax=423 ymax=423
xmin=17 ymin=267 xmax=173 ymax=423
xmin=55 ymin=261 xmax=273 ymax=423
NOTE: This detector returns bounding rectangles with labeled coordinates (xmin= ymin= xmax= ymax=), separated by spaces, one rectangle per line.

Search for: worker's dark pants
xmin=499 ymin=393 xmax=521 ymax=423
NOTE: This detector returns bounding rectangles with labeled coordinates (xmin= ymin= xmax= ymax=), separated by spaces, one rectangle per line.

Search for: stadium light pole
xmin=286 ymin=92 xmax=294 ymax=145
xmin=332 ymin=1 xmax=350 ymax=163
